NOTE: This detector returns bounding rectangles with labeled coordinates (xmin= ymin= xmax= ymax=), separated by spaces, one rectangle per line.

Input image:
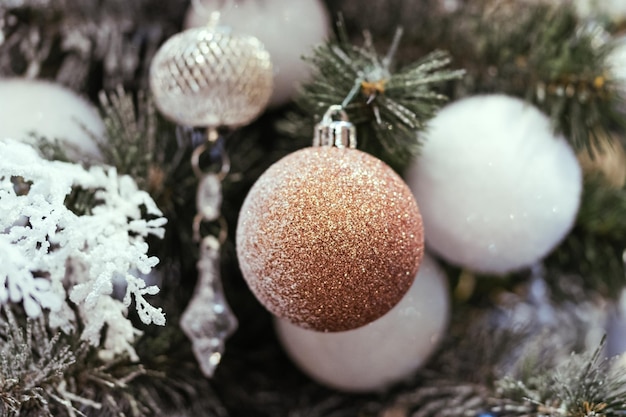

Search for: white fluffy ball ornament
xmin=184 ymin=0 xmax=330 ymax=107
xmin=275 ymin=254 xmax=449 ymax=393
xmin=539 ymin=0 xmax=626 ymax=22
xmin=572 ymin=0 xmax=626 ymax=22
xmin=0 ymin=78 xmax=105 ymax=161
xmin=608 ymin=36 xmax=626 ymax=91
xmin=406 ymin=94 xmax=582 ymax=275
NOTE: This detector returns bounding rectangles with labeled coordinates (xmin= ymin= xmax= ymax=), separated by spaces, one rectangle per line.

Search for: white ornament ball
xmin=407 ymin=95 xmax=582 ymax=275
xmin=572 ymin=0 xmax=626 ymax=21
xmin=184 ymin=0 xmax=330 ymax=107
xmin=608 ymin=36 xmax=626 ymax=89
xmin=275 ymin=254 xmax=449 ymax=392
xmin=540 ymin=0 xmax=626 ymax=21
xmin=0 ymin=78 xmax=105 ymax=162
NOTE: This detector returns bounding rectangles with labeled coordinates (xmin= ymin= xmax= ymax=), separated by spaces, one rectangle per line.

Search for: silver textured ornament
xmin=149 ymin=25 xmax=273 ymax=128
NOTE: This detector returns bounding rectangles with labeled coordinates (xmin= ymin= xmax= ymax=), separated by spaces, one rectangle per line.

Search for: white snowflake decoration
xmin=0 ymin=138 xmax=166 ymax=359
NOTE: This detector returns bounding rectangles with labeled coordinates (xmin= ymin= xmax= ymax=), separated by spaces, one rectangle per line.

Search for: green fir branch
xmin=448 ymin=2 xmax=625 ymax=156
xmin=284 ymin=25 xmax=463 ymax=171
xmin=524 ymin=14 xmax=624 ymax=155
xmin=0 ymin=304 xmax=192 ymax=417
xmin=97 ymin=85 xmax=200 ymax=211
xmin=577 ymin=176 xmax=626 ymax=240
xmin=98 ymin=86 xmax=166 ymax=195
xmin=0 ymin=307 xmax=77 ymax=417
xmin=545 ymin=175 xmax=626 ymax=300
xmin=496 ymin=337 xmax=626 ymax=417
xmin=389 ymin=284 xmax=614 ymax=417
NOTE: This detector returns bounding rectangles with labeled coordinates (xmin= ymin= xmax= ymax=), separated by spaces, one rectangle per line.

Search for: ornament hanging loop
xmin=193 ymin=215 xmax=228 ymax=244
xmin=191 ymin=128 xmax=230 ymax=180
xmin=313 ymin=105 xmax=357 ymax=149
xmin=191 ymin=128 xmax=229 ymax=243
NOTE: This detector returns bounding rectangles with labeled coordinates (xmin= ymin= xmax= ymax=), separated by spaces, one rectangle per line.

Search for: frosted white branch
xmin=0 ymin=138 xmax=167 ymax=359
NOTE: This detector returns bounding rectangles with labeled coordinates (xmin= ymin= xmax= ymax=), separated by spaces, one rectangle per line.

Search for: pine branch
xmin=577 ymin=176 xmax=626 ymax=240
xmin=545 ymin=174 xmax=626 ymax=300
xmin=447 ymin=1 xmax=625 ymax=156
xmin=282 ymin=24 xmax=463 ymax=171
xmin=496 ymin=337 xmax=626 ymax=417
xmin=0 ymin=0 xmax=184 ymax=91
xmin=0 ymin=307 xmax=77 ymax=417
xmin=97 ymin=85 xmax=204 ymax=212
xmin=524 ymin=13 xmax=624 ymax=155
xmin=0 ymin=304 xmax=209 ymax=417
xmin=98 ymin=87 xmax=165 ymax=195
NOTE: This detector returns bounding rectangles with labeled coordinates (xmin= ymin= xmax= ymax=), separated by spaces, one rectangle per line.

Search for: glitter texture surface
xmin=236 ymin=147 xmax=424 ymax=332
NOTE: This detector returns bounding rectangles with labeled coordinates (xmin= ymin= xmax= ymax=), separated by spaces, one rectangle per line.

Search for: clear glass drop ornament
xmin=180 ymin=234 xmax=238 ymax=377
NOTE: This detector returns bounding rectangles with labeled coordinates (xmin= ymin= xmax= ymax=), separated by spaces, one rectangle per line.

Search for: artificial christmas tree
xmin=1 ymin=0 xmax=626 ymax=416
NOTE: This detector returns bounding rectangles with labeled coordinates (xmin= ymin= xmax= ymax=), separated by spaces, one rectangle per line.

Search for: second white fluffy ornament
xmin=407 ymin=94 xmax=582 ymax=275
xmin=0 ymin=78 xmax=105 ymax=162
xmin=607 ymin=35 xmax=626 ymax=109
xmin=185 ymin=0 xmax=330 ymax=107
xmin=275 ymin=254 xmax=449 ymax=392
xmin=571 ymin=0 xmax=626 ymax=22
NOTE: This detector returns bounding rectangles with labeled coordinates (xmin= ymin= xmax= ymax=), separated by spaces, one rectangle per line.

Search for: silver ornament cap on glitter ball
xmin=149 ymin=23 xmax=273 ymax=128
xmin=236 ymin=106 xmax=425 ymax=332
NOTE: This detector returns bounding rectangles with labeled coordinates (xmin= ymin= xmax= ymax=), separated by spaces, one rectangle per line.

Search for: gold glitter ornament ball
xmin=236 ymin=146 xmax=424 ymax=332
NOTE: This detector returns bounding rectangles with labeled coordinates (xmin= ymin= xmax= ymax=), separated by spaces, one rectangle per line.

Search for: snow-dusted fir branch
xmin=0 ymin=306 xmax=159 ymax=416
xmin=0 ymin=139 xmax=166 ymax=360
xmin=0 ymin=307 xmax=83 ymax=417
xmin=382 ymin=282 xmax=615 ymax=417
xmin=496 ymin=338 xmax=626 ymax=417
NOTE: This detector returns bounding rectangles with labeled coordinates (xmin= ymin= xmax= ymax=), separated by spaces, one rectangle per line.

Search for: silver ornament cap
xmin=313 ymin=105 xmax=357 ymax=148
xmin=150 ymin=25 xmax=273 ymax=128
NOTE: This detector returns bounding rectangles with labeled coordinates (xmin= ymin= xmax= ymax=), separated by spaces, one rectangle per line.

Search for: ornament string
xmin=180 ymin=128 xmax=238 ymax=377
